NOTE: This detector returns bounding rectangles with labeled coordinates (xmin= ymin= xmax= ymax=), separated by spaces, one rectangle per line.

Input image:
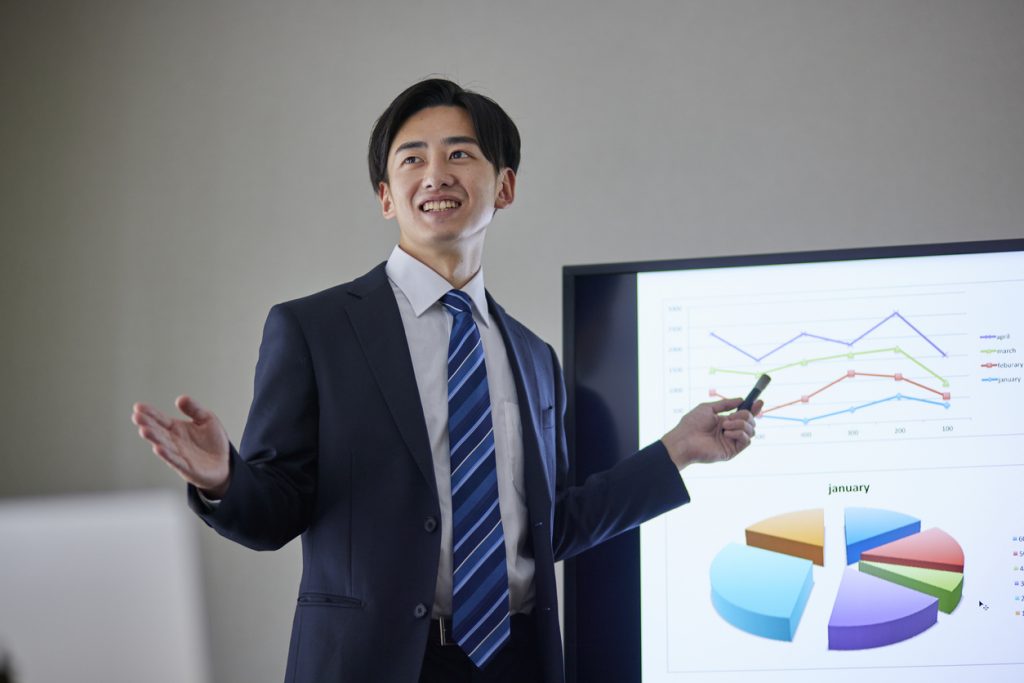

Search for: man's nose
xmin=422 ymin=158 xmax=455 ymax=189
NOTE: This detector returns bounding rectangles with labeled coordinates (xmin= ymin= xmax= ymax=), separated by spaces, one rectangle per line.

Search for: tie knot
xmin=441 ymin=290 xmax=473 ymax=317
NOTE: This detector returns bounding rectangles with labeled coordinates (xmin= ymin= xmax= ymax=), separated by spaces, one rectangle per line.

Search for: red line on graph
xmin=710 ymin=370 xmax=951 ymax=414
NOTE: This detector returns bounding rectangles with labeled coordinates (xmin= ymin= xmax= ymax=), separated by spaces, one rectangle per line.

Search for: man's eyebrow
xmin=394 ymin=136 xmax=480 ymax=154
xmin=394 ymin=140 xmax=427 ymax=154
xmin=442 ymin=135 xmax=480 ymax=147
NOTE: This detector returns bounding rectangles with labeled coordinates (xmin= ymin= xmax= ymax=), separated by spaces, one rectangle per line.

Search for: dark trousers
xmin=419 ymin=613 xmax=543 ymax=683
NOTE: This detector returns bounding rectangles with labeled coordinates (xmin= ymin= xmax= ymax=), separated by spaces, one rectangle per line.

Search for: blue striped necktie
xmin=442 ymin=289 xmax=510 ymax=669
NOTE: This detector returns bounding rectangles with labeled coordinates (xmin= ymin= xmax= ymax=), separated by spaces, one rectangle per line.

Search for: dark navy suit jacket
xmin=188 ymin=263 xmax=689 ymax=682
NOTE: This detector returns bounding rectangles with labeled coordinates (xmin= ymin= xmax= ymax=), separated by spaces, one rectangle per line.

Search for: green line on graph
xmin=709 ymin=346 xmax=949 ymax=387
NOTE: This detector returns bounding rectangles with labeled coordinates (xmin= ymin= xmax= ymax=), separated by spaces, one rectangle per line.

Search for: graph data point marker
xmin=847 ymin=370 xmax=855 ymax=377
xmin=895 ymin=373 xmax=903 ymax=381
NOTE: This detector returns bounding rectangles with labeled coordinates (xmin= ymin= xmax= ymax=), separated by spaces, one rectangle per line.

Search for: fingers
xmin=136 ymin=422 xmax=187 ymax=471
xmin=132 ymin=409 xmax=171 ymax=447
xmin=132 ymin=402 xmax=187 ymax=470
xmin=721 ymin=429 xmax=752 ymax=452
xmin=136 ymin=420 xmax=197 ymax=481
xmin=176 ymin=395 xmax=211 ymax=423
xmin=720 ymin=407 xmax=757 ymax=451
xmin=706 ymin=397 xmax=743 ymax=414
xmin=720 ymin=416 xmax=755 ymax=440
xmin=132 ymin=402 xmax=173 ymax=430
xmin=142 ymin=428 xmax=180 ymax=463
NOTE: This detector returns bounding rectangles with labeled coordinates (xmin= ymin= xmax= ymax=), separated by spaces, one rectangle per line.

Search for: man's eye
xmin=450 ymin=150 xmax=470 ymax=160
xmin=401 ymin=156 xmax=421 ymax=165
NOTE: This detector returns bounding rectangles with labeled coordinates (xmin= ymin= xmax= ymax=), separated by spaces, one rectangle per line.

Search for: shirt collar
xmin=385 ymin=245 xmax=490 ymax=326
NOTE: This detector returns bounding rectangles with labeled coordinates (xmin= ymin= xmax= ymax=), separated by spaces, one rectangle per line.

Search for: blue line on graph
xmin=982 ymin=377 xmax=999 ymax=382
xmin=710 ymin=311 xmax=948 ymax=362
xmin=761 ymin=393 xmax=951 ymax=425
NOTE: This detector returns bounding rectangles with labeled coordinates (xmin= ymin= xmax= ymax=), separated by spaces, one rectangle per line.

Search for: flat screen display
xmin=563 ymin=240 xmax=1024 ymax=683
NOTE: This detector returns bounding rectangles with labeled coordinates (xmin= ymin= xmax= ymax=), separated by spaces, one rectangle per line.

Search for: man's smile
xmin=419 ymin=198 xmax=463 ymax=213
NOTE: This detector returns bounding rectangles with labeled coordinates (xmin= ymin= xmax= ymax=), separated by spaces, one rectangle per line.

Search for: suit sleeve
xmin=188 ymin=303 xmax=318 ymax=550
xmin=547 ymin=345 xmax=690 ymax=561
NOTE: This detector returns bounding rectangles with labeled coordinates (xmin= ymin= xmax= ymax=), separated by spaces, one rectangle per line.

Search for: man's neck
xmin=397 ymin=240 xmax=482 ymax=289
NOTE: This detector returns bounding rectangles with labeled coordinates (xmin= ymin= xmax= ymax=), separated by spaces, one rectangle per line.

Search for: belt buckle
xmin=438 ymin=618 xmax=454 ymax=647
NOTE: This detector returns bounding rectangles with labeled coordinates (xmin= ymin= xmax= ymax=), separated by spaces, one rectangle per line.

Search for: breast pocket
xmin=541 ymin=405 xmax=555 ymax=430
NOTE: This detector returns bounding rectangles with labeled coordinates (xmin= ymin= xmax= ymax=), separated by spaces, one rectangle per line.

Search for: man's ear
xmin=494 ymin=168 xmax=516 ymax=210
xmin=378 ymin=181 xmax=396 ymax=219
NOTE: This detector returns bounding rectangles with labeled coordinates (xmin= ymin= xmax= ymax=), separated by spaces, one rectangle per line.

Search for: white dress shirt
xmin=385 ymin=245 xmax=535 ymax=618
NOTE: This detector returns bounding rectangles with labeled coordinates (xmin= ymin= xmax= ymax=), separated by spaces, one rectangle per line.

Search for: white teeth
xmin=421 ymin=200 xmax=461 ymax=212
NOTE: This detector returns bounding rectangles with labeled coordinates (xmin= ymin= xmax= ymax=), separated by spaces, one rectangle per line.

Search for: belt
xmin=430 ymin=617 xmax=457 ymax=647
xmin=429 ymin=613 xmax=532 ymax=647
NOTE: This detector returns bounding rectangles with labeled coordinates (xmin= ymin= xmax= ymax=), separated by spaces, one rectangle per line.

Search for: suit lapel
xmin=345 ymin=264 xmax=437 ymax=498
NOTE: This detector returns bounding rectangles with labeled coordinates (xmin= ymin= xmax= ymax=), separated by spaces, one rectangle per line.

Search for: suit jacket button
xmin=424 ymin=516 xmax=437 ymax=533
xmin=413 ymin=603 xmax=428 ymax=619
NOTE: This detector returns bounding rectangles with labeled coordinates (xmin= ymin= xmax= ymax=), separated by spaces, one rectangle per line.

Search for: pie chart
xmin=709 ymin=507 xmax=965 ymax=650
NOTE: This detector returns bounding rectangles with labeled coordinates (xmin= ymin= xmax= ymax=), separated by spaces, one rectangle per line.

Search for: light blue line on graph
xmin=710 ymin=311 xmax=948 ymax=363
xmin=761 ymin=393 xmax=951 ymax=425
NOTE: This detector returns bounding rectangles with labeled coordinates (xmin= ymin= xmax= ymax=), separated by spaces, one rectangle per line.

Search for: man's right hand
xmin=132 ymin=395 xmax=231 ymax=499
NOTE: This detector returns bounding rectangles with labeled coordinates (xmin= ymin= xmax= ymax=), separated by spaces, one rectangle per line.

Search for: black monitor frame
xmin=561 ymin=238 xmax=1024 ymax=682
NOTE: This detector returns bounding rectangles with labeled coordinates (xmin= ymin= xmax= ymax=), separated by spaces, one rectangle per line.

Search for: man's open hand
xmin=132 ymin=395 xmax=231 ymax=498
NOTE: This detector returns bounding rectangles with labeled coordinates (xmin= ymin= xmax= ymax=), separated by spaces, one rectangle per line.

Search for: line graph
xmin=636 ymin=250 xmax=1024 ymax=455
xmin=709 ymin=311 xmax=948 ymax=363
xmin=760 ymin=394 xmax=951 ymax=424
xmin=709 ymin=346 xmax=950 ymax=387
xmin=698 ymin=306 xmax=959 ymax=432
xmin=636 ymin=251 xmax=1024 ymax=477
xmin=654 ymin=282 xmax=980 ymax=443
xmin=710 ymin=370 xmax=952 ymax=425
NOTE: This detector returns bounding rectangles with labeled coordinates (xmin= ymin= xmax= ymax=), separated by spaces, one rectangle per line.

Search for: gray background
xmin=1 ymin=1 xmax=1021 ymax=681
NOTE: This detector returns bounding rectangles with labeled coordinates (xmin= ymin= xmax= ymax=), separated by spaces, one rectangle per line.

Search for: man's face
xmin=378 ymin=105 xmax=515 ymax=256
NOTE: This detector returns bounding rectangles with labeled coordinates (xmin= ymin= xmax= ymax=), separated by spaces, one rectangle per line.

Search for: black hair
xmin=367 ymin=78 xmax=521 ymax=190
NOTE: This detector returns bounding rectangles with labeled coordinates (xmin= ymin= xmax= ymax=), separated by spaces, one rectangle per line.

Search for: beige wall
xmin=2 ymin=1 xmax=1022 ymax=681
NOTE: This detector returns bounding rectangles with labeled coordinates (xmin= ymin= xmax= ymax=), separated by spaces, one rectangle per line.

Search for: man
xmin=132 ymin=79 xmax=760 ymax=682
